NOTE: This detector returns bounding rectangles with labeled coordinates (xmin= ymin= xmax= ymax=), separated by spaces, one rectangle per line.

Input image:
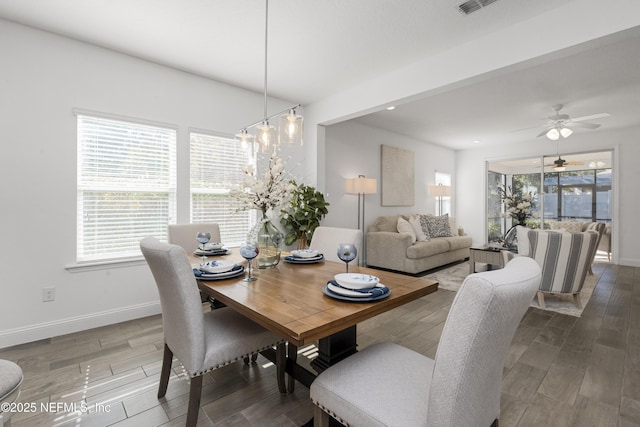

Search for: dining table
xmin=192 ymin=250 xmax=438 ymax=390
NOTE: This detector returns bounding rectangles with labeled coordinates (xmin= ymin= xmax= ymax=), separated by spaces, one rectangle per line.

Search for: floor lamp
xmin=346 ymin=175 xmax=377 ymax=265
xmin=429 ymin=183 xmax=451 ymax=216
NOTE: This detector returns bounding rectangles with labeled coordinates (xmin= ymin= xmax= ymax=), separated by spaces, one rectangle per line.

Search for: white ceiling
xmin=1 ymin=0 xmax=639 ymax=150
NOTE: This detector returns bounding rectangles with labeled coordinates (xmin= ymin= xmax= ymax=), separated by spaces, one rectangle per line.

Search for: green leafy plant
xmin=280 ymin=182 xmax=330 ymax=248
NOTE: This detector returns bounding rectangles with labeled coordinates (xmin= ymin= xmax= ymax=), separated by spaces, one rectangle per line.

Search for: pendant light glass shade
xmin=279 ymin=110 xmax=304 ymax=145
xmin=255 ymin=121 xmax=277 ymax=151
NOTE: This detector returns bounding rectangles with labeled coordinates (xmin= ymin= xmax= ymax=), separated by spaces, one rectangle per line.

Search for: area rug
xmin=423 ymin=261 xmax=599 ymax=317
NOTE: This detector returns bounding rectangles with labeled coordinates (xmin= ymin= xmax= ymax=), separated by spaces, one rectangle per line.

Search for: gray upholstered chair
xmin=140 ymin=237 xmax=285 ymax=427
xmin=168 ymin=223 xmax=222 ymax=254
xmin=309 ymin=226 xmax=363 ymax=264
xmin=169 ymin=222 xmax=227 ymax=309
xmin=310 ymin=256 xmax=541 ymax=427
xmin=0 ymin=359 xmax=23 ymax=427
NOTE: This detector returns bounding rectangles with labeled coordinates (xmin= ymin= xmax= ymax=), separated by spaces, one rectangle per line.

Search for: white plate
xmin=334 ymin=273 xmax=380 ymax=290
xmin=291 ymin=249 xmax=319 ymax=258
xmin=204 ymin=242 xmax=224 ymax=250
xmin=327 ymin=282 xmax=385 ymax=297
xmin=200 ymin=259 xmax=235 ymax=273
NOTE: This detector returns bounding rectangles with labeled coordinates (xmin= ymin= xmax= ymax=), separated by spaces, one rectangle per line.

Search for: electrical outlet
xmin=42 ymin=287 xmax=55 ymax=302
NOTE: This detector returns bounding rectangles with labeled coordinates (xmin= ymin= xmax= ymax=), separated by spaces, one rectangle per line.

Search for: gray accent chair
xmin=310 ymin=226 xmax=363 ymax=264
xmin=0 ymin=359 xmax=23 ymax=427
xmin=310 ymin=256 xmax=541 ymax=427
xmin=140 ymin=237 xmax=285 ymax=427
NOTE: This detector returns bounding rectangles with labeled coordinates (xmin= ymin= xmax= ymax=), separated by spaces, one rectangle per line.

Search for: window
xmin=435 ymin=171 xmax=451 ymax=215
xmin=77 ymin=113 xmax=176 ymax=262
xmin=190 ymin=132 xmax=254 ymax=246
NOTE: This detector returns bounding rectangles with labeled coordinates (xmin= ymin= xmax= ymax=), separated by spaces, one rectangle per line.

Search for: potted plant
xmin=280 ymin=182 xmax=330 ymax=249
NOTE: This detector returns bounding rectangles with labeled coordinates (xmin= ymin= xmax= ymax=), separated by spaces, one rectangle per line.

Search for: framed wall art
xmin=380 ymin=144 xmax=415 ymax=206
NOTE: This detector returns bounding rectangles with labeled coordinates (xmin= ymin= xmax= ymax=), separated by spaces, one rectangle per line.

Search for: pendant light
xmin=236 ymin=0 xmax=303 ymax=153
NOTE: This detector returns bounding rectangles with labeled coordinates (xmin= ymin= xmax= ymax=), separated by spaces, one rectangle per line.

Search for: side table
xmin=469 ymin=245 xmax=507 ymax=274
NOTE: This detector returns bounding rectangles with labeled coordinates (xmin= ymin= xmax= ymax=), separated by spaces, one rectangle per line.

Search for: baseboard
xmin=0 ymin=301 xmax=162 ymax=349
xmin=618 ymin=257 xmax=640 ymax=267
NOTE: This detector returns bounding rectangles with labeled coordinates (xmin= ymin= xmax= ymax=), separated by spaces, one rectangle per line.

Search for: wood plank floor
xmin=2 ymin=261 xmax=638 ymax=426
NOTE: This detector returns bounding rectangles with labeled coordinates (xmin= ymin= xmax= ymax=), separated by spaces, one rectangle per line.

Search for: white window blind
xmin=190 ymin=132 xmax=254 ymax=246
xmin=77 ymin=114 xmax=177 ymax=261
xmin=435 ymin=171 xmax=452 ymax=216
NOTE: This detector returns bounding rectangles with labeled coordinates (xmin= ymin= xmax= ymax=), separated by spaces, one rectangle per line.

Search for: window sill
xmin=65 ymin=257 xmax=147 ymax=273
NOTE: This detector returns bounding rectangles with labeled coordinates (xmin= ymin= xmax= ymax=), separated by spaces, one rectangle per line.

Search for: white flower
xmin=233 ymin=154 xmax=295 ymax=215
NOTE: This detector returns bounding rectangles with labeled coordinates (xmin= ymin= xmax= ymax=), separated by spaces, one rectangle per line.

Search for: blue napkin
xmin=327 ymin=280 xmax=389 ymax=298
xmin=193 ymin=264 xmax=242 ymax=277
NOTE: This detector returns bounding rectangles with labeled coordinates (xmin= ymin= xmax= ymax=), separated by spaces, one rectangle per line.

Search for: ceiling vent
xmin=457 ymin=0 xmax=498 ymax=15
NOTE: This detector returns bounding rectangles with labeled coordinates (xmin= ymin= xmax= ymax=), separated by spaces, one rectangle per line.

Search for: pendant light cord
xmin=263 ymin=0 xmax=269 ymax=121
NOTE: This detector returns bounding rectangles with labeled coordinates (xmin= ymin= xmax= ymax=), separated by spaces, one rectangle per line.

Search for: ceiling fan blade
xmin=565 ymin=161 xmax=585 ymax=166
xmin=572 ymin=112 xmax=610 ymax=122
xmin=510 ymin=124 xmax=545 ymax=133
xmin=568 ymin=121 xmax=601 ymax=129
xmin=536 ymin=129 xmax=549 ymax=137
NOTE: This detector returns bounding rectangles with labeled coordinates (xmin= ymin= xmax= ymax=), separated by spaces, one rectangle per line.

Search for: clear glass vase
xmin=256 ymin=219 xmax=283 ymax=269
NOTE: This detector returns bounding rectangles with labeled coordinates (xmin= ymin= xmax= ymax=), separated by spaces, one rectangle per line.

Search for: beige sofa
xmin=366 ymin=214 xmax=472 ymax=274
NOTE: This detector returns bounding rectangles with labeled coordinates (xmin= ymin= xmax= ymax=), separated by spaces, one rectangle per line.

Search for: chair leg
xmin=287 ymin=343 xmax=298 ymax=393
xmin=158 ymin=343 xmax=173 ymax=398
xmin=573 ymin=293 xmax=583 ymax=309
xmin=314 ymin=405 xmax=330 ymax=427
xmin=186 ymin=375 xmax=203 ymax=427
xmin=276 ymin=342 xmax=287 ymax=394
xmin=537 ymin=291 xmax=546 ymax=309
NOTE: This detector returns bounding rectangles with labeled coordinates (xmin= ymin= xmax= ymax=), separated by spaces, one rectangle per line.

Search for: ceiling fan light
xmin=560 ymin=127 xmax=573 ymax=138
xmin=554 ymin=166 xmax=566 ymax=172
xmin=546 ymin=128 xmax=560 ymax=140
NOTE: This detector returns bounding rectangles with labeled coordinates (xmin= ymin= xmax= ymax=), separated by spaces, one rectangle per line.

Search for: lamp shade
xmin=346 ymin=176 xmax=377 ymax=195
xmin=428 ymin=184 xmax=451 ymax=197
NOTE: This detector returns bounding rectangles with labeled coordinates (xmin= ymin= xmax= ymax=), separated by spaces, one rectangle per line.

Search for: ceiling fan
xmin=545 ymin=156 xmax=584 ymax=171
xmin=535 ymin=104 xmax=609 ymax=140
xmin=512 ymin=104 xmax=610 ymax=140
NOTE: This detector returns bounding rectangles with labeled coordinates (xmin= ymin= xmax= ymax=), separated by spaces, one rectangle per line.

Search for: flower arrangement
xmin=280 ymin=182 xmax=330 ymax=248
xmin=235 ymin=151 xmax=296 ymax=218
xmin=498 ymin=185 xmax=538 ymax=225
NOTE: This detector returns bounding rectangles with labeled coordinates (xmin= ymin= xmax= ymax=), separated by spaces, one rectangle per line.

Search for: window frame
xmin=75 ymin=110 xmax=177 ymax=263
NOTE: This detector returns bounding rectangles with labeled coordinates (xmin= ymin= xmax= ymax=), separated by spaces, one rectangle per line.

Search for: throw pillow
xmin=397 ymin=217 xmax=417 ymax=244
xmin=409 ymin=215 xmax=429 ymax=241
xmin=424 ymin=214 xmax=453 ymax=238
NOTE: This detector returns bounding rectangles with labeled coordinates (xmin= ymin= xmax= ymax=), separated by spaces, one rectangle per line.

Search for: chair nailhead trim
xmin=187 ymin=340 xmax=284 ymax=378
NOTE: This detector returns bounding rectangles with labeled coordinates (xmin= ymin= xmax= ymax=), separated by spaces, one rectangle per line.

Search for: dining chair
xmin=168 ymin=223 xmax=225 ymax=309
xmin=140 ymin=237 xmax=286 ymax=427
xmin=309 ymin=226 xmax=363 ymax=264
xmin=310 ymin=256 xmax=541 ymax=427
xmin=168 ymin=223 xmax=222 ymax=254
xmin=0 ymin=359 xmax=23 ymax=427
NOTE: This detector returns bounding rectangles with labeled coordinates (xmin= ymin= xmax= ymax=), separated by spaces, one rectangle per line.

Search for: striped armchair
xmin=506 ymin=229 xmax=598 ymax=309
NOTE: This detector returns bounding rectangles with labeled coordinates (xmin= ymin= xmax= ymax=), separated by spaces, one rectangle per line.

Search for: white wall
xmin=323 ymin=121 xmax=455 ymax=232
xmin=0 ymin=20 xmax=298 ymax=348
xmin=456 ymin=127 xmax=640 ymax=266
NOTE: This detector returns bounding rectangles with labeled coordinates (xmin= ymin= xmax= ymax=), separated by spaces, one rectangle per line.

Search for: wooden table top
xmin=194 ymin=252 xmax=438 ymax=346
